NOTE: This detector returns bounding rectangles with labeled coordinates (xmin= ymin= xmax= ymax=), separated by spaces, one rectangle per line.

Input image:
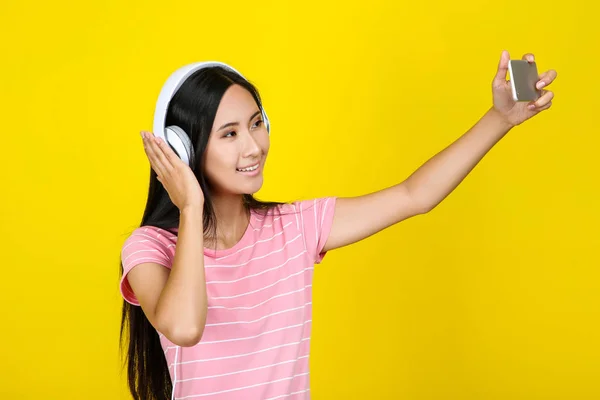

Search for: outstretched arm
xmin=323 ymin=51 xmax=557 ymax=253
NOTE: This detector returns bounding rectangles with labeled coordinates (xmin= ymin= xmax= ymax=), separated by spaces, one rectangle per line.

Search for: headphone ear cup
xmin=164 ymin=125 xmax=194 ymax=167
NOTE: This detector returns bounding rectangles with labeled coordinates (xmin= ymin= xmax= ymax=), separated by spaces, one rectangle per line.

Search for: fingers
xmin=522 ymin=53 xmax=535 ymax=63
xmin=536 ymin=69 xmax=558 ymax=90
xmin=154 ymin=134 xmax=183 ymax=168
xmin=141 ymin=131 xmax=170 ymax=177
xmin=493 ymin=50 xmax=510 ymax=85
xmin=528 ymin=90 xmax=554 ymax=110
xmin=519 ymin=53 xmax=558 ymax=89
xmin=519 ymin=52 xmax=557 ymax=106
xmin=535 ymin=101 xmax=553 ymax=111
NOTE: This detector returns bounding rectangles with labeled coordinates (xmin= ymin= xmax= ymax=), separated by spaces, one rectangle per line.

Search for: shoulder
xmin=123 ymin=225 xmax=177 ymax=243
xmin=250 ymin=199 xmax=333 ymax=218
xmin=256 ymin=197 xmax=337 ymax=214
xmin=289 ymin=197 xmax=337 ymax=263
xmin=292 ymin=197 xmax=337 ymax=219
xmin=270 ymin=197 xmax=337 ymax=236
xmin=121 ymin=226 xmax=178 ymax=259
xmin=119 ymin=226 xmax=176 ymax=306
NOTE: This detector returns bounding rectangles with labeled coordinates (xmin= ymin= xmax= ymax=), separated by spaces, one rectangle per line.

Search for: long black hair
xmin=119 ymin=66 xmax=284 ymax=400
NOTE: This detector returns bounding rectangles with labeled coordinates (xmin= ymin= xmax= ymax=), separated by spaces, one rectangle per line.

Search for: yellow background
xmin=1 ymin=0 xmax=598 ymax=398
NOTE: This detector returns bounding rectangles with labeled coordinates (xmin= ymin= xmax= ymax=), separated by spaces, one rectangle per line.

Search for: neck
xmin=206 ymin=194 xmax=250 ymax=250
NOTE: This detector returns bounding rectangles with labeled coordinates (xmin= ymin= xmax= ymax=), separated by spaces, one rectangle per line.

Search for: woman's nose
xmin=241 ymin=131 xmax=261 ymax=158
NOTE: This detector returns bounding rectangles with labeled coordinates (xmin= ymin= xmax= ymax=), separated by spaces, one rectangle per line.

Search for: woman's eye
xmin=224 ymin=131 xmax=236 ymax=138
xmin=252 ymin=119 xmax=263 ymax=129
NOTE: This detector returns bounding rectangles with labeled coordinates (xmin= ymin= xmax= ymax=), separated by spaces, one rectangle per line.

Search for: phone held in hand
xmin=508 ymin=60 xmax=541 ymax=102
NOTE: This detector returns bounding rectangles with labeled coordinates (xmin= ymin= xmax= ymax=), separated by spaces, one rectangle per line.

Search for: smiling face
xmin=203 ymin=84 xmax=270 ymax=196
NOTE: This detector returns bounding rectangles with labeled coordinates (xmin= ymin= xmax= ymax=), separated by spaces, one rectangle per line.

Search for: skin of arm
xmin=323 ymin=51 xmax=557 ymax=252
xmin=128 ymin=206 xmax=208 ymax=347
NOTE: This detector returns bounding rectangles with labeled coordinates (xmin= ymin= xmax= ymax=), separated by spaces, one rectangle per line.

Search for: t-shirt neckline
xmin=202 ymin=209 xmax=257 ymax=259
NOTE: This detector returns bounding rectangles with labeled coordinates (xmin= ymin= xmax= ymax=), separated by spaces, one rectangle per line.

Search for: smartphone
xmin=508 ymin=60 xmax=541 ymax=102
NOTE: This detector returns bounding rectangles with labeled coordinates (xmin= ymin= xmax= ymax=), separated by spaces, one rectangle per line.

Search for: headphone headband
xmin=152 ymin=61 xmax=270 ymax=144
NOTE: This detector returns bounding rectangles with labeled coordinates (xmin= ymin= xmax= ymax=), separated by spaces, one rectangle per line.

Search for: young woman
xmin=119 ymin=51 xmax=557 ymax=400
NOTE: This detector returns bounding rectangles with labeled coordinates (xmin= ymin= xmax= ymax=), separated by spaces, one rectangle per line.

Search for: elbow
xmin=156 ymin=314 xmax=207 ymax=347
xmin=404 ymin=185 xmax=435 ymax=215
xmin=417 ymin=201 xmax=435 ymax=214
xmin=171 ymin=326 xmax=205 ymax=347
xmin=410 ymin=196 xmax=435 ymax=215
xmin=164 ymin=323 xmax=205 ymax=347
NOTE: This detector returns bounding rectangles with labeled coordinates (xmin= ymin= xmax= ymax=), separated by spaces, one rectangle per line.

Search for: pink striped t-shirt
xmin=120 ymin=197 xmax=337 ymax=400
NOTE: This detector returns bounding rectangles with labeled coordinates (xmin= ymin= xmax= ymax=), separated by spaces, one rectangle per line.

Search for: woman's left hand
xmin=492 ymin=50 xmax=558 ymax=127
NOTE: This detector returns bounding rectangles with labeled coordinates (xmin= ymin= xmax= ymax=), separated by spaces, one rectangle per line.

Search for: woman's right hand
xmin=141 ymin=131 xmax=204 ymax=211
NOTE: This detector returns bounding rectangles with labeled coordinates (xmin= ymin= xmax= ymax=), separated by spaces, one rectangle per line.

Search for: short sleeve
xmin=119 ymin=226 xmax=176 ymax=306
xmin=295 ymin=197 xmax=337 ymax=264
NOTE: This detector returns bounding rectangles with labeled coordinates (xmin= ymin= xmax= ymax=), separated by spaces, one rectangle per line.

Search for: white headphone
xmin=152 ymin=61 xmax=271 ymax=167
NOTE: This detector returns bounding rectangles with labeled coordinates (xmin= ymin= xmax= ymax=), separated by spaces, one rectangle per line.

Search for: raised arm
xmin=126 ymin=131 xmax=209 ymax=347
xmin=323 ymin=51 xmax=557 ymax=252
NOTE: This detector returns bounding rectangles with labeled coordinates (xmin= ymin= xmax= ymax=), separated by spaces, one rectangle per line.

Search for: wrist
xmin=180 ymin=205 xmax=204 ymax=217
xmin=487 ymin=106 xmax=515 ymax=132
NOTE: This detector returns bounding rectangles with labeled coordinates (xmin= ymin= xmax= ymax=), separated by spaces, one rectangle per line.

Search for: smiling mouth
xmin=236 ymin=163 xmax=260 ymax=172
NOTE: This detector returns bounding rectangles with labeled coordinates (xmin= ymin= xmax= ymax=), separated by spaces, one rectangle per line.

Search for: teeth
xmin=237 ymin=164 xmax=259 ymax=172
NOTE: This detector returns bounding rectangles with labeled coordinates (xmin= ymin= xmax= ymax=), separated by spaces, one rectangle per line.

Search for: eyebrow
xmin=217 ymin=110 xmax=262 ymax=131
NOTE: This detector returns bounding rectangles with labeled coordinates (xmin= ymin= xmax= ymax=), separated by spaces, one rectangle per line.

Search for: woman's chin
xmin=244 ymin=178 xmax=264 ymax=194
xmin=232 ymin=176 xmax=264 ymax=195
xmin=211 ymin=173 xmax=264 ymax=197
